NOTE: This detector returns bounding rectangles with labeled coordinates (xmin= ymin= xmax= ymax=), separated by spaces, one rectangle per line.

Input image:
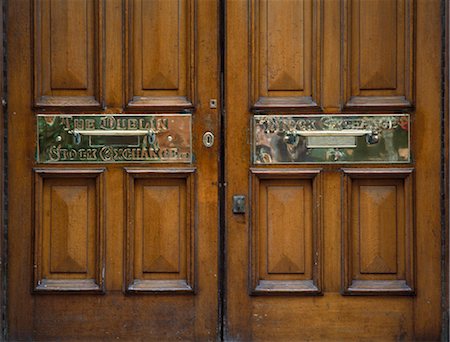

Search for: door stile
xmin=414 ymin=1 xmax=442 ymax=337
xmin=443 ymin=0 xmax=450 ymax=339
xmin=0 ymin=0 xmax=5 ymax=339
xmin=218 ymin=0 xmax=227 ymax=340
xmin=224 ymin=0 xmax=252 ymax=339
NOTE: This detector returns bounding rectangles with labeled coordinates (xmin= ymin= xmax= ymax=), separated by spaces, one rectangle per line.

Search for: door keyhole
xmin=203 ymin=131 xmax=215 ymax=148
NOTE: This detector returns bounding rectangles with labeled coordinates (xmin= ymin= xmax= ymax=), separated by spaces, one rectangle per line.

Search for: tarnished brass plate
xmin=37 ymin=114 xmax=192 ymax=163
xmin=253 ymin=114 xmax=410 ymax=164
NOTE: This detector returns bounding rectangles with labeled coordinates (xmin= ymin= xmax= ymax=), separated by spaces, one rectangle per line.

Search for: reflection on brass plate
xmin=37 ymin=114 xmax=192 ymax=163
xmin=253 ymin=115 xmax=410 ymax=164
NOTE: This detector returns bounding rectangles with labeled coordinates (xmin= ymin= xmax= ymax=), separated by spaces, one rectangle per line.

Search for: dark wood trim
xmin=442 ymin=0 xmax=449 ymax=338
xmin=0 ymin=0 xmax=5 ymax=337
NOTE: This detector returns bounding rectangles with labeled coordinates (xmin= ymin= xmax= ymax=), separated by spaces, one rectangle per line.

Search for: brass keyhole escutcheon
xmin=203 ymin=131 xmax=215 ymax=148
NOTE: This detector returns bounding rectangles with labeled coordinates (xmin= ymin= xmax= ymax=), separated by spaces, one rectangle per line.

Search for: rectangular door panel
xmin=125 ymin=168 xmax=195 ymax=293
xmin=251 ymin=0 xmax=321 ymax=109
xmin=33 ymin=0 xmax=103 ymax=108
xmin=343 ymin=0 xmax=414 ymax=109
xmin=33 ymin=169 xmax=105 ymax=292
xmin=342 ymin=169 xmax=415 ymax=295
xmin=125 ymin=0 xmax=195 ymax=109
xmin=250 ymin=169 xmax=322 ymax=294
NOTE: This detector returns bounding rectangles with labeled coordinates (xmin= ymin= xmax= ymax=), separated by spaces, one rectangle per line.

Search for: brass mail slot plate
xmin=253 ymin=114 xmax=410 ymax=164
xmin=306 ymin=136 xmax=356 ymax=148
xmin=37 ymin=114 xmax=192 ymax=163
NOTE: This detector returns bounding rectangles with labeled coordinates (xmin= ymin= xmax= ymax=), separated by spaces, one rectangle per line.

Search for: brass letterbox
xmin=253 ymin=114 xmax=410 ymax=164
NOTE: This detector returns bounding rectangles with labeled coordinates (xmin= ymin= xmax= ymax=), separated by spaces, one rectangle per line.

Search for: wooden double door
xmin=7 ymin=0 xmax=442 ymax=340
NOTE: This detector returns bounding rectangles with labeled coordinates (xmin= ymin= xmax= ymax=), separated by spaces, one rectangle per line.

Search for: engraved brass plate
xmin=37 ymin=114 xmax=192 ymax=163
xmin=253 ymin=115 xmax=410 ymax=164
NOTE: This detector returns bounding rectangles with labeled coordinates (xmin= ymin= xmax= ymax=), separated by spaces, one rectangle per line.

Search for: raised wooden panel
xmin=33 ymin=169 xmax=105 ymax=292
xmin=33 ymin=0 xmax=103 ymax=108
xmin=267 ymin=1 xmax=304 ymax=92
xmin=142 ymin=185 xmax=181 ymax=273
xmin=250 ymin=169 xmax=322 ymax=294
xmin=343 ymin=0 xmax=414 ymax=109
xmin=125 ymin=168 xmax=195 ymax=293
xmin=142 ymin=0 xmax=179 ymax=91
xmin=50 ymin=1 xmax=88 ymax=90
xmin=359 ymin=185 xmax=398 ymax=274
xmin=126 ymin=0 xmax=195 ymax=110
xmin=49 ymin=185 xmax=89 ymax=274
xmin=251 ymin=0 xmax=321 ymax=110
xmin=267 ymin=185 xmax=306 ymax=274
xmin=359 ymin=1 xmax=397 ymax=91
xmin=342 ymin=169 xmax=414 ymax=295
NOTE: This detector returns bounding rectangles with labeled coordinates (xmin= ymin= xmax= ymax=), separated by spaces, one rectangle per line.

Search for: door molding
xmin=218 ymin=0 xmax=226 ymax=341
xmin=1 ymin=0 xmax=5 ymax=338
xmin=443 ymin=0 xmax=450 ymax=339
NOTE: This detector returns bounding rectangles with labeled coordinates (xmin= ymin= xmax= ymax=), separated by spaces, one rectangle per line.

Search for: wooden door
xmin=7 ymin=0 xmax=220 ymax=340
xmin=225 ymin=0 xmax=442 ymax=341
xmin=6 ymin=0 xmax=444 ymax=341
